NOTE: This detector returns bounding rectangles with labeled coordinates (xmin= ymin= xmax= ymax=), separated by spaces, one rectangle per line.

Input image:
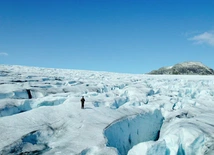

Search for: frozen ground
xmin=0 ymin=65 xmax=214 ymax=155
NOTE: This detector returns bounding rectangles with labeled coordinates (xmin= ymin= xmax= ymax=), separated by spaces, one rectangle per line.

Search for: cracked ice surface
xmin=0 ymin=65 xmax=214 ymax=155
xmin=104 ymin=110 xmax=164 ymax=155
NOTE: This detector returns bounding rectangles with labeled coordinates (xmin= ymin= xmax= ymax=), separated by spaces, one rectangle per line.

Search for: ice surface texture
xmin=0 ymin=65 xmax=214 ymax=155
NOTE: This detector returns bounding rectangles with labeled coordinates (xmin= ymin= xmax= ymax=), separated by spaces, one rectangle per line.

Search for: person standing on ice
xmin=81 ymin=96 xmax=85 ymax=109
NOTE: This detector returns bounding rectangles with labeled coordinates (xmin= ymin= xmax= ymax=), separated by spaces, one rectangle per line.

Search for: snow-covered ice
xmin=0 ymin=65 xmax=214 ymax=155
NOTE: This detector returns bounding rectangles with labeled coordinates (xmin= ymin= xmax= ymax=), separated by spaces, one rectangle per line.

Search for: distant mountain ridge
xmin=148 ymin=62 xmax=214 ymax=75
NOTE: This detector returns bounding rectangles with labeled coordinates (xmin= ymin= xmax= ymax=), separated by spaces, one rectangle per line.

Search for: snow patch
xmin=80 ymin=146 xmax=118 ymax=155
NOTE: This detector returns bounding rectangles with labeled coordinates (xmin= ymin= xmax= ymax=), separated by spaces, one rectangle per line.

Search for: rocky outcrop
xmin=148 ymin=62 xmax=214 ymax=75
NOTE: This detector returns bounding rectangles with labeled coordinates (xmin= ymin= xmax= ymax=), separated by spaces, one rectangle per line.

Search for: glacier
xmin=0 ymin=65 xmax=214 ymax=155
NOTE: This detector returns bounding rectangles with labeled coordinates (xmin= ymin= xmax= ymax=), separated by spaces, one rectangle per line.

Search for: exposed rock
xmin=148 ymin=62 xmax=214 ymax=75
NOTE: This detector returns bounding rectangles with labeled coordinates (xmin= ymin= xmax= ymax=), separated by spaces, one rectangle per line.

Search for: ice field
xmin=0 ymin=65 xmax=214 ymax=155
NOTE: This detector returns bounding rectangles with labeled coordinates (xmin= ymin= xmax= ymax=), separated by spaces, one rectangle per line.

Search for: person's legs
xmin=81 ymin=102 xmax=84 ymax=109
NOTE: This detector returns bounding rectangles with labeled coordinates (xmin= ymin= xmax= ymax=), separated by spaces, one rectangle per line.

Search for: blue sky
xmin=0 ymin=0 xmax=214 ymax=74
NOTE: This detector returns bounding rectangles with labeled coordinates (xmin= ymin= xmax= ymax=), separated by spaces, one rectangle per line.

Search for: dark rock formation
xmin=148 ymin=62 xmax=214 ymax=75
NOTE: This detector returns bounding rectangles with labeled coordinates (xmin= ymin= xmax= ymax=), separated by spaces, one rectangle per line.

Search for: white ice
xmin=0 ymin=65 xmax=214 ymax=155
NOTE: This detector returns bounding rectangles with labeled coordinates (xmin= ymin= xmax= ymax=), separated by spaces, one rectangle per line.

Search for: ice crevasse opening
xmin=104 ymin=109 xmax=164 ymax=155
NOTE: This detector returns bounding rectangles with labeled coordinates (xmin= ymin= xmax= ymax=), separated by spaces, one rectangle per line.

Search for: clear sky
xmin=0 ymin=0 xmax=214 ymax=74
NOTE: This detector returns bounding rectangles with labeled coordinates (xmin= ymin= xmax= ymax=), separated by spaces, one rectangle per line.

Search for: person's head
xmin=82 ymin=96 xmax=84 ymax=98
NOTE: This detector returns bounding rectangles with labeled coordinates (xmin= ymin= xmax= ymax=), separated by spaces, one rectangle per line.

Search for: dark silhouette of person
xmin=81 ymin=96 xmax=85 ymax=109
